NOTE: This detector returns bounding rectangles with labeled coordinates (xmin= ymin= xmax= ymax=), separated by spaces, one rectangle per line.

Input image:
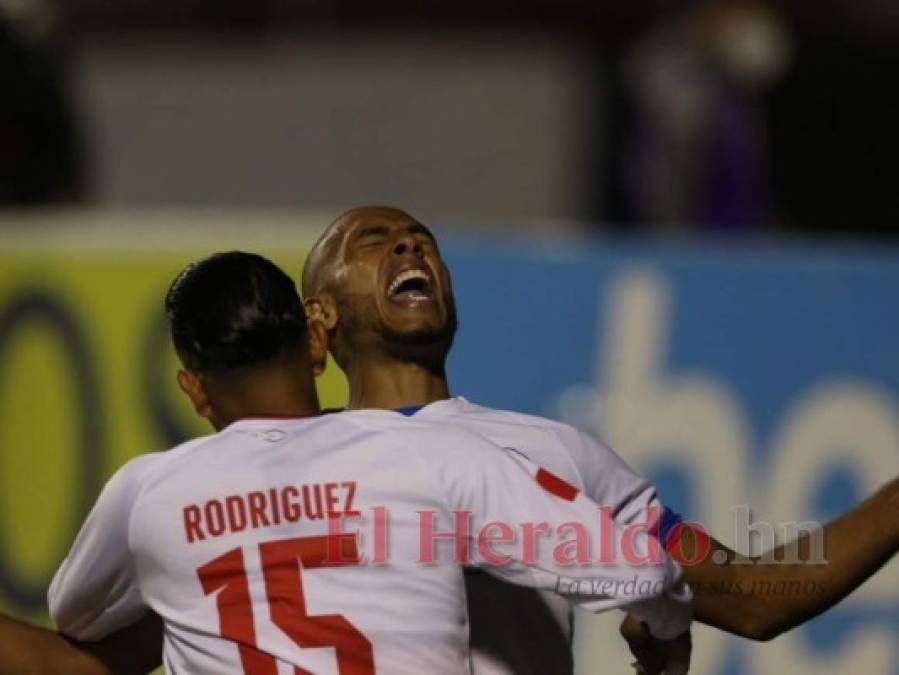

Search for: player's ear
xmin=304 ymin=295 xmax=338 ymax=331
xmin=176 ymin=369 xmax=212 ymax=420
xmin=306 ymin=320 xmax=329 ymax=377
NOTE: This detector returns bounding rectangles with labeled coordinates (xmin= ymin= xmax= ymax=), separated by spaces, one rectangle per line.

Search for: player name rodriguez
xmin=181 ymin=482 xmax=702 ymax=567
xmin=183 ymin=481 xmax=359 ymax=543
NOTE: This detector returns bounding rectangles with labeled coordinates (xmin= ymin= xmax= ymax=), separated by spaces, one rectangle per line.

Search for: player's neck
xmin=210 ymin=371 xmax=322 ymax=428
xmin=346 ymin=356 xmax=450 ymax=410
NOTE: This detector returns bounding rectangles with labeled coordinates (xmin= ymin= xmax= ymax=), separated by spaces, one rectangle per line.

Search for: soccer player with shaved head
xmin=301 ymin=205 xmax=899 ymax=674
xmin=302 ymin=206 xmax=457 ymax=410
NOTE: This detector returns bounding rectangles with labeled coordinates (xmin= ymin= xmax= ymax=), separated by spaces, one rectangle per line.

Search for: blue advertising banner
xmin=443 ymin=236 xmax=899 ymax=674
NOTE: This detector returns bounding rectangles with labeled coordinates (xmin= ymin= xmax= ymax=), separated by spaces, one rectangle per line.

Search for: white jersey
xmin=49 ymin=409 xmax=690 ymax=675
xmin=407 ymin=397 xmax=668 ymax=675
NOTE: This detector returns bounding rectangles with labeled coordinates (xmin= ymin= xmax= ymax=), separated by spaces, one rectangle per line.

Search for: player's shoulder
xmin=115 ymin=431 xmax=221 ymax=495
xmin=336 ymin=407 xmax=495 ymax=448
xmin=311 ymin=410 xmax=503 ymax=499
xmin=441 ymin=397 xmax=593 ymax=448
xmin=449 ymin=399 xmax=651 ymax=504
xmin=438 ymin=397 xmax=634 ymax=483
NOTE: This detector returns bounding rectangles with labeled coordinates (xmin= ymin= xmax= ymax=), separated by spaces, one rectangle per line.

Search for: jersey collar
xmin=397 ymin=396 xmax=470 ymax=418
xmin=394 ymin=405 xmax=425 ymax=417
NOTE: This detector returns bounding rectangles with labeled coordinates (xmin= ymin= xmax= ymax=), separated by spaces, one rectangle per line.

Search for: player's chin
xmin=383 ymin=301 xmax=443 ymax=325
xmin=381 ymin=296 xmax=455 ymax=337
xmin=386 ymin=317 xmax=443 ymax=340
xmin=383 ymin=314 xmax=452 ymax=344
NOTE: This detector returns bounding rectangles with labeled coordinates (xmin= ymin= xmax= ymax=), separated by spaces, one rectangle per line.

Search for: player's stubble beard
xmin=335 ymin=290 xmax=457 ymax=375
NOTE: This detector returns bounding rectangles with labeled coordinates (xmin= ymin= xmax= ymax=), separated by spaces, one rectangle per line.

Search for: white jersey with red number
xmin=407 ymin=397 xmax=668 ymax=675
xmin=49 ymin=409 xmax=690 ymax=675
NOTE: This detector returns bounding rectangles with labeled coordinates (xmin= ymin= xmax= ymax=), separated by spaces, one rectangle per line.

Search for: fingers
xmin=622 ymin=615 xmax=692 ymax=675
xmin=632 ymin=661 xmax=662 ymax=675
xmin=625 ymin=636 xmax=664 ymax=674
xmin=662 ymin=633 xmax=692 ymax=675
xmin=620 ymin=613 xmax=648 ymax=642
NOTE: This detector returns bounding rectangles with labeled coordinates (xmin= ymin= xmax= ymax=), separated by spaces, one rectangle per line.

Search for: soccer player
xmin=38 ymin=252 xmax=692 ymax=674
xmin=299 ymin=205 xmax=899 ymax=673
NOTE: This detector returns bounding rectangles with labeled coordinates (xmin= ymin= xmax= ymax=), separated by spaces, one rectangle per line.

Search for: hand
xmin=620 ymin=613 xmax=692 ymax=675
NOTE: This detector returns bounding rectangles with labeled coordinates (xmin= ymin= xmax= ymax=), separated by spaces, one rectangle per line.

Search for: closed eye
xmin=354 ymin=226 xmax=390 ymax=247
xmin=409 ymin=223 xmax=437 ymax=247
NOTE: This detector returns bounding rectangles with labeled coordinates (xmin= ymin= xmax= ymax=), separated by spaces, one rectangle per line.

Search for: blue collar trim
xmin=394 ymin=405 xmax=425 ymax=417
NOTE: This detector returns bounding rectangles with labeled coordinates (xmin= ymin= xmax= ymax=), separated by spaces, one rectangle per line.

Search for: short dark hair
xmin=165 ymin=251 xmax=307 ymax=373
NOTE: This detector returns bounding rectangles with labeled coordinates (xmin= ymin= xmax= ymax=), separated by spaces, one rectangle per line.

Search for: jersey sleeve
xmin=428 ymin=430 xmax=692 ymax=640
xmin=48 ymin=456 xmax=154 ymax=641
xmin=554 ymin=425 xmax=686 ymax=551
xmin=554 ymin=425 xmax=660 ymax=524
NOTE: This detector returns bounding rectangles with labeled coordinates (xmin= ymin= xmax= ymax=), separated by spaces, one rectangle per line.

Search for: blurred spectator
xmin=605 ymin=1 xmax=791 ymax=232
xmin=0 ymin=0 xmax=86 ymax=205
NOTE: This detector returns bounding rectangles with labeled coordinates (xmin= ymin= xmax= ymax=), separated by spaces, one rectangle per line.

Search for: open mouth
xmin=387 ymin=268 xmax=434 ymax=303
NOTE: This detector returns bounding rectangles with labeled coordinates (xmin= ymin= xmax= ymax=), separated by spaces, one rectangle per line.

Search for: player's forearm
xmin=0 ymin=611 xmax=162 ymax=675
xmin=686 ymin=476 xmax=899 ymax=640
xmin=0 ymin=613 xmax=111 ymax=675
xmin=746 ymin=475 xmax=899 ymax=638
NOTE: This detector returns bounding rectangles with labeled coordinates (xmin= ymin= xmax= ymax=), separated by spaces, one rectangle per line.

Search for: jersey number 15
xmin=197 ymin=535 xmax=374 ymax=675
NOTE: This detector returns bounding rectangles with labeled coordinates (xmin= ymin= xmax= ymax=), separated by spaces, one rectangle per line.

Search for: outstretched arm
xmin=0 ymin=611 xmax=163 ymax=675
xmin=680 ymin=476 xmax=899 ymax=640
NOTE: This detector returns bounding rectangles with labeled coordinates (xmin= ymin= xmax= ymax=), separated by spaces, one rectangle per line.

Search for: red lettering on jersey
xmin=182 ymin=481 xmax=362 ymax=543
xmin=325 ymin=515 xmax=364 ymax=564
xmin=247 ymin=491 xmax=271 ymax=529
xmin=536 ymin=468 xmax=579 ymax=502
xmin=226 ymin=495 xmax=248 ymax=533
xmin=184 ymin=505 xmax=205 ymax=543
xmin=269 ymin=487 xmax=282 ymax=524
xmin=343 ymin=481 xmax=360 ymax=516
xmin=325 ymin=482 xmax=341 ymax=515
xmin=197 ymin=548 xmax=279 ymax=675
xmin=303 ymin=484 xmax=324 ymax=520
xmin=205 ymin=500 xmax=226 ymax=536
xmin=259 ymin=537 xmax=374 ymax=675
xmin=282 ymin=486 xmax=302 ymax=522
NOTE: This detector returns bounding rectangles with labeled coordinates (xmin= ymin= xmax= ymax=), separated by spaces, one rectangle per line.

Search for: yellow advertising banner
xmin=0 ymin=213 xmax=348 ymax=622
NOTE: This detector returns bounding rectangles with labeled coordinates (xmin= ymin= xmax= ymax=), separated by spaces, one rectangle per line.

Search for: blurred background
xmin=2 ymin=0 xmax=898 ymax=232
xmin=1 ymin=1 xmax=898 ymax=673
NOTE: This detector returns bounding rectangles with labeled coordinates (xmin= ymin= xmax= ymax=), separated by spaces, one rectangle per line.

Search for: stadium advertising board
xmin=1 ymin=216 xmax=897 ymax=673
xmin=446 ymin=239 xmax=899 ymax=674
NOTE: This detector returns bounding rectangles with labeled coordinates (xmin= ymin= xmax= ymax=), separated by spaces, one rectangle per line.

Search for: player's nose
xmin=391 ymin=234 xmax=423 ymax=258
